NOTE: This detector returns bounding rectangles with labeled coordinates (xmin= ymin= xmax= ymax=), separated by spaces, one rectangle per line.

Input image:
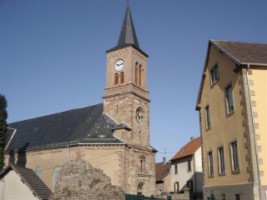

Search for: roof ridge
xmin=8 ymin=103 xmax=103 ymax=125
xmin=211 ymin=39 xmax=267 ymax=45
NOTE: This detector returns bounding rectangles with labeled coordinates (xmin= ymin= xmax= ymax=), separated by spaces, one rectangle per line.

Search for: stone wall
xmin=50 ymin=160 xmax=125 ymax=200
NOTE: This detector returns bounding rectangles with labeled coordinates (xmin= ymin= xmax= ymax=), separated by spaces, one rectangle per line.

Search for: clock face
xmin=136 ymin=110 xmax=143 ymax=123
xmin=114 ymin=59 xmax=124 ymax=71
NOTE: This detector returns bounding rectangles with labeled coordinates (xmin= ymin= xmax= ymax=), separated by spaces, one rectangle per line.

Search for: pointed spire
xmin=117 ymin=4 xmax=140 ymax=48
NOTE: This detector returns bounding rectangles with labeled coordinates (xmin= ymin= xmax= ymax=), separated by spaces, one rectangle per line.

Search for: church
xmin=5 ymin=5 xmax=156 ymax=196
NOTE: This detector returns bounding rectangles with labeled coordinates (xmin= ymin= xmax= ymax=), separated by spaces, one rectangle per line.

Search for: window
xmin=114 ymin=72 xmax=124 ymax=85
xmin=174 ymin=182 xmax=179 ymax=192
xmin=208 ymin=151 xmax=214 ymax=176
xmin=231 ymin=141 xmax=239 ymax=172
xmin=225 ymin=85 xmax=234 ymax=114
xmin=218 ymin=147 xmax=225 ymax=175
xmin=205 ymin=105 xmax=211 ymax=129
xmin=210 ymin=64 xmax=219 ymax=85
xmin=187 ymin=160 xmax=192 ymax=172
xmin=235 ymin=194 xmax=240 ymax=200
xmin=140 ymin=156 xmax=146 ymax=173
xmin=211 ymin=194 xmax=215 ymax=200
xmin=138 ymin=65 xmax=142 ymax=86
xmin=135 ymin=62 xmax=138 ymax=84
xmin=114 ymin=73 xmax=119 ymax=85
xmin=175 ymin=164 xmax=178 ymax=174
xmin=135 ymin=62 xmax=143 ymax=87
xmin=120 ymin=71 xmax=124 ymax=84
xmin=221 ymin=194 xmax=226 ymax=200
xmin=187 ymin=180 xmax=193 ymax=191
xmin=52 ymin=167 xmax=61 ymax=192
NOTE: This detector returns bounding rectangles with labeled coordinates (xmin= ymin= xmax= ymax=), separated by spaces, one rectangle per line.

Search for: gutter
xmin=5 ymin=127 xmax=17 ymax=151
xmin=245 ymin=63 xmax=262 ymax=200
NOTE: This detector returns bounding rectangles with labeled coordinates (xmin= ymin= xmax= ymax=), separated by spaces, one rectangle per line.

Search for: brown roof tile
xmin=212 ymin=40 xmax=267 ymax=65
xmin=171 ymin=137 xmax=201 ymax=161
xmin=156 ymin=162 xmax=171 ymax=182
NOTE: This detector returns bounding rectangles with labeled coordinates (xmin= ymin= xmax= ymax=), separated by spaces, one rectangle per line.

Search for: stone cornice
xmin=103 ymin=83 xmax=150 ymax=102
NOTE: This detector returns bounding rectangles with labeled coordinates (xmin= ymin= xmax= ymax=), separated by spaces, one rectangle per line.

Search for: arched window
xmin=114 ymin=73 xmax=119 ymax=85
xmin=140 ymin=155 xmax=146 ymax=173
xmin=52 ymin=167 xmax=61 ymax=192
xmin=34 ymin=167 xmax=42 ymax=178
xmin=120 ymin=71 xmax=124 ymax=84
xmin=135 ymin=62 xmax=139 ymax=84
xmin=138 ymin=65 xmax=142 ymax=86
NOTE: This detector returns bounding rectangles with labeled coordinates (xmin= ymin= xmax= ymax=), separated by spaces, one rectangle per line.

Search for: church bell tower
xmin=103 ymin=5 xmax=150 ymax=147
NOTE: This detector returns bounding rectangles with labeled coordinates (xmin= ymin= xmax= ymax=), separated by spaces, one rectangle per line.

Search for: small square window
xmin=210 ymin=64 xmax=219 ymax=85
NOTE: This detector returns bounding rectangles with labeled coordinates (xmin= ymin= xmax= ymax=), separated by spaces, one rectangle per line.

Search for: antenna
xmin=163 ymin=147 xmax=167 ymax=162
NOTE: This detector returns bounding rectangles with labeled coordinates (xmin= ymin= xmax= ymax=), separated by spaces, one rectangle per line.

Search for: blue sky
xmin=1 ymin=0 xmax=266 ymax=162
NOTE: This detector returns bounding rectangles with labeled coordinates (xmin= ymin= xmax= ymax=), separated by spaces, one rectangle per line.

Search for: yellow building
xmin=5 ymin=5 xmax=156 ymax=196
xmin=196 ymin=40 xmax=267 ymax=200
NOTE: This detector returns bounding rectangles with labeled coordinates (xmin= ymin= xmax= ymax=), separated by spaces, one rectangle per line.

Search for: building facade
xmin=170 ymin=137 xmax=203 ymax=199
xmin=196 ymin=40 xmax=267 ymax=200
xmin=5 ymin=5 xmax=156 ymax=196
xmin=155 ymin=160 xmax=171 ymax=195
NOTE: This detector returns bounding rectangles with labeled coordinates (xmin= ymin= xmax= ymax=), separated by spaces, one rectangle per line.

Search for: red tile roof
xmin=171 ymin=137 xmax=201 ymax=161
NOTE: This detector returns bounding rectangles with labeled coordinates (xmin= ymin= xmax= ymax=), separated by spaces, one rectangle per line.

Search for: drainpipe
xmin=245 ymin=63 xmax=262 ymax=200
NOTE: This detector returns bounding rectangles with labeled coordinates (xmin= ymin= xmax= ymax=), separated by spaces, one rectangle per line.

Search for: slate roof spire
xmin=117 ymin=4 xmax=140 ymax=49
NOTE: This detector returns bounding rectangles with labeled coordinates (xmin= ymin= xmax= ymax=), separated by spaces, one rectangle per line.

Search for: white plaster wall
xmin=194 ymin=147 xmax=202 ymax=172
xmin=172 ymin=161 xmax=194 ymax=191
xmin=0 ymin=170 xmax=38 ymax=200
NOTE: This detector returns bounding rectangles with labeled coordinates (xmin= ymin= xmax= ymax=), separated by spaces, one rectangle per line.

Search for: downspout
xmin=245 ymin=63 xmax=262 ymax=200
